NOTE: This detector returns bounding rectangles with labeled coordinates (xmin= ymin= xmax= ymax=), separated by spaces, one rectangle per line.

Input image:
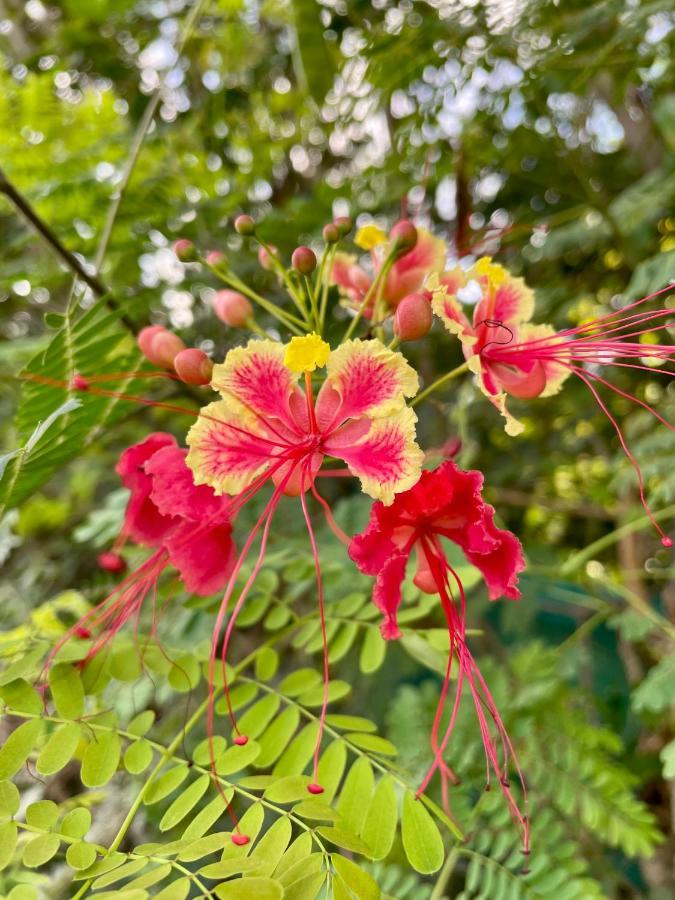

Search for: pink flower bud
xmin=173 ymin=348 xmax=213 ymax=385
xmin=173 ymin=238 xmax=196 ymax=261
xmin=137 ymin=325 xmax=167 ymax=363
xmin=322 ymin=223 xmax=340 ymax=243
xmin=213 ymin=290 xmax=253 ymax=327
xmin=258 ymin=244 xmax=278 ymax=270
xmin=390 ymin=219 xmax=418 ymax=253
xmin=394 ymin=293 xmax=433 ymax=341
xmin=334 ymin=216 xmax=353 ymax=236
xmin=71 ymin=373 xmax=90 ymax=392
xmin=234 ymin=214 xmax=255 ymax=236
xmin=205 ymin=250 xmax=226 ymax=267
xmin=98 ymin=551 xmax=126 ymax=573
xmin=139 ymin=327 xmax=186 ymax=369
xmin=292 ymin=246 xmax=317 ymax=275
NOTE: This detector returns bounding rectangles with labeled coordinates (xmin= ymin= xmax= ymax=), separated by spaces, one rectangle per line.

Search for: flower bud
xmin=98 ymin=551 xmax=126 ymax=573
xmin=137 ymin=325 xmax=167 ymax=363
xmin=213 ymin=289 xmax=253 ymax=327
xmin=390 ymin=219 xmax=418 ymax=254
xmin=205 ymin=250 xmax=226 ymax=267
xmin=71 ymin=373 xmax=90 ymax=392
xmin=142 ymin=328 xmax=186 ymax=369
xmin=292 ymin=246 xmax=317 ymax=275
xmin=334 ymin=216 xmax=353 ymax=237
xmin=234 ymin=214 xmax=255 ymax=236
xmin=173 ymin=238 xmax=196 ymax=261
xmin=394 ymin=293 xmax=433 ymax=341
xmin=322 ymin=223 xmax=340 ymax=244
xmin=258 ymin=244 xmax=278 ymax=270
xmin=173 ymin=348 xmax=213 ymax=385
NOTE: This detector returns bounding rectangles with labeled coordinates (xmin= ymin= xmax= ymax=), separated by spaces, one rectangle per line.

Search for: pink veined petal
xmin=211 ymin=339 xmax=299 ymax=431
xmin=385 ymin=228 xmax=447 ymax=306
xmin=331 ymin=252 xmax=372 ymax=301
xmin=473 ymin=272 xmax=534 ymax=329
xmin=373 ymin=551 xmax=409 ymax=640
xmin=116 ymin=432 xmax=177 ymax=545
xmin=186 ymin=399 xmax=278 ymax=495
xmin=165 ymin=521 xmax=236 ymax=596
xmin=321 ymin=339 xmax=419 ymax=425
xmin=325 ymin=407 xmax=424 ymax=505
xmin=145 ymin=445 xmax=232 ymax=521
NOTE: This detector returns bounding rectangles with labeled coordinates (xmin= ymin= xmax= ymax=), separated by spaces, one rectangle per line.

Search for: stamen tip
xmin=231 ymin=833 xmax=250 ymax=846
xmin=234 ymin=735 xmax=249 ymax=746
xmin=307 ymin=782 xmax=324 ymax=795
xmin=661 ymin=536 xmax=673 ymax=549
xmin=71 ymin=374 xmax=90 ymax=392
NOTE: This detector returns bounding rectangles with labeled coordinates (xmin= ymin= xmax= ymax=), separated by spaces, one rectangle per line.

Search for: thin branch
xmin=0 ymin=166 xmax=136 ymax=332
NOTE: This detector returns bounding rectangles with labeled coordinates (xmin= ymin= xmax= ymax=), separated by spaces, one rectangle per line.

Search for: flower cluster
xmin=47 ymin=212 xmax=673 ymax=849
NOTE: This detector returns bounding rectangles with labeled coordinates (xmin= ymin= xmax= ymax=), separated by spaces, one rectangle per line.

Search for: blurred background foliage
xmin=0 ymin=0 xmax=674 ymax=897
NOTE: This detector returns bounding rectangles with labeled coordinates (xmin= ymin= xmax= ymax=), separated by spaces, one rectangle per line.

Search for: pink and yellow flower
xmin=331 ymin=224 xmax=446 ymax=314
xmin=185 ymin=336 xmax=424 ymax=505
xmin=432 ymin=258 xmax=569 ymax=436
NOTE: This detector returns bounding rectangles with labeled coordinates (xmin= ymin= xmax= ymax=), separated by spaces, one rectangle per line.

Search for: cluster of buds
xmin=137 ymin=324 xmax=213 ymax=386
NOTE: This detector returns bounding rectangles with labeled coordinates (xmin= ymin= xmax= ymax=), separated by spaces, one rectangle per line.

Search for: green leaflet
xmin=401 ymin=791 xmax=444 ymax=874
xmin=80 ymin=731 xmax=121 ymax=787
xmin=361 ymin=777 xmax=398 ymax=860
xmin=0 ymin=718 xmax=44 ymax=778
xmin=337 ymin=757 xmax=375 ymax=834
xmin=36 ymin=722 xmax=81 ymax=776
xmin=214 ymin=877 xmax=283 ymax=899
xmin=332 ymin=854 xmax=381 ymax=900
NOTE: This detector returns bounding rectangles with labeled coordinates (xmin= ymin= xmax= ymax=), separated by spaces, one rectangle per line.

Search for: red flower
xmin=117 ymin=433 xmax=236 ymax=596
xmin=349 ymin=460 xmax=525 ymax=639
xmin=350 ymin=461 xmax=529 ymax=851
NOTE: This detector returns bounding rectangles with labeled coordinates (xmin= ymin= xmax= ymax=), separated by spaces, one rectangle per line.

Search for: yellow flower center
xmin=355 ymin=224 xmax=387 ymax=250
xmin=474 ymin=256 xmax=507 ymax=286
xmin=284 ymin=333 xmax=331 ymax=373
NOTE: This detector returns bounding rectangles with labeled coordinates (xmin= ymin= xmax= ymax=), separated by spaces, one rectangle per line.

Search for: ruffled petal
xmin=431 ymin=275 xmax=477 ymax=347
xmin=165 ymin=521 xmax=236 ymax=596
xmin=373 ymin=552 xmax=409 ymax=640
xmin=348 ymin=509 xmax=398 ymax=576
xmin=321 ymin=339 xmax=419 ymax=425
xmin=331 ymin=252 xmax=371 ymax=302
xmin=145 ymin=445 xmax=231 ymax=521
xmin=459 ymin=506 xmax=525 ymax=601
xmin=473 ymin=270 xmax=534 ymax=329
xmin=468 ymin=356 xmax=524 ymax=437
xmin=325 ymin=407 xmax=424 ymax=505
xmin=211 ymin=339 xmax=298 ymax=430
xmin=385 ymin=229 xmax=447 ymax=306
xmin=185 ymin=399 xmax=274 ymax=495
xmin=116 ymin=433 xmax=177 ymax=545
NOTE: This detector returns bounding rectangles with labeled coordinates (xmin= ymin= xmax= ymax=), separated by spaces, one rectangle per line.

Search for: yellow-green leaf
xmin=316 ymin=739 xmax=347 ymax=802
xmin=26 ymin=799 xmax=58 ymax=830
xmin=36 ymin=722 xmax=81 ymax=776
xmin=0 ymin=822 xmax=17 ymax=871
xmin=144 ymin=766 xmax=189 ymax=805
xmin=81 ymin=731 xmax=120 ymax=787
xmin=61 ymin=807 xmax=92 ymax=839
xmin=264 ymin=775 xmax=312 ymax=804
xmin=359 ymin=627 xmax=386 ymax=674
xmin=22 ymin=833 xmax=60 ymax=868
xmin=345 ymin=733 xmax=397 ymax=756
xmin=48 ymin=663 xmax=85 ymax=718
xmin=216 ymin=739 xmax=261 ymax=775
xmin=66 ymin=841 xmax=98 ymax=870
xmin=248 ymin=816 xmax=292 ymax=875
xmin=124 ymin=739 xmax=153 ymax=775
xmin=317 ymin=826 xmax=372 ymax=857
xmin=254 ymin=647 xmax=279 ymax=681
xmin=160 ymin=774 xmax=210 ymax=831
xmin=332 ymin=854 xmax=380 ymax=900
xmin=278 ymin=668 xmax=321 ymax=697
xmin=0 ymin=718 xmax=43 ymax=778
xmin=0 ymin=779 xmax=20 ymax=819
xmin=337 ymin=757 xmax=374 ymax=834
xmin=236 ymin=695 xmax=280 ymax=739
xmin=154 ymin=877 xmax=190 ymax=900
xmin=401 ymin=791 xmax=444 ymax=874
xmin=273 ymin=832 xmax=312 ymax=878
xmin=272 ymin=721 xmax=319 ymax=776
xmin=361 ymin=776 xmax=397 ymax=860
xmin=214 ymin=877 xmax=282 ymax=899
xmin=0 ymin=678 xmax=43 ymax=714
xmin=255 ymin=707 xmax=300 ymax=768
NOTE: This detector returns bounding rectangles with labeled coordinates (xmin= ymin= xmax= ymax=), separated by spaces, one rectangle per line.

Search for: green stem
xmin=342 ymin=252 xmax=396 ymax=342
xmin=411 ymin=361 xmax=471 ymax=408
xmin=430 ymin=844 xmax=461 ymax=900
xmin=256 ymin=237 xmax=310 ymax=323
xmin=206 ymin=263 xmax=305 ymax=334
xmin=560 ymin=504 xmax=675 ymax=576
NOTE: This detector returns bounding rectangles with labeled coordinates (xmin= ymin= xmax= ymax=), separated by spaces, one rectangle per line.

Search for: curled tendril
xmin=476 ymin=319 xmax=514 ymax=354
